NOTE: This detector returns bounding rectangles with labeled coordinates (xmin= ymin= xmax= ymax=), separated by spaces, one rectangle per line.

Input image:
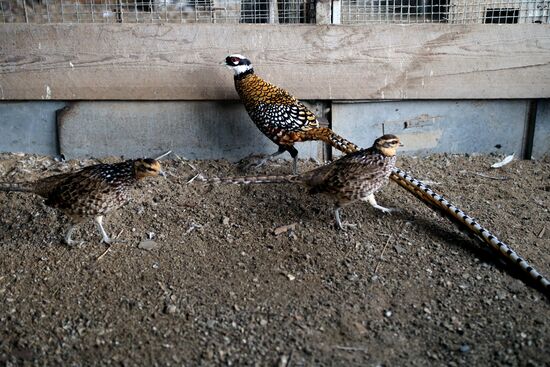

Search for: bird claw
xmin=65 ymin=239 xmax=84 ymax=247
xmin=244 ymin=158 xmax=268 ymax=171
xmin=375 ymin=206 xmax=398 ymax=215
xmin=101 ymin=237 xmax=127 ymax=246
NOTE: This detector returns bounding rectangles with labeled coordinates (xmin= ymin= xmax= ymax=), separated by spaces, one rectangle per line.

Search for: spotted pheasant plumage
xmin=226 ymin=55 xmax=358 ymax=173
xmin=235 ymin=69 xmax=319 ymax=137
xmin=0 ymin=158 xmax=162 ymax=245
xmin=208 ymin=135 xmax=401 ymax=229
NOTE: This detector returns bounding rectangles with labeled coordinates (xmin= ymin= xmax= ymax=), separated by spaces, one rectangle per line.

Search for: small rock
xmin=222 ymin=216 xmax=230 ymax=226
xmin=393 ymin=244 xmax=406 ymax=255
xmin=277 ymin=355 xmax=289 ymax=367
xmin=138 ymin=240 xmax=157 ymax=251
xmin=384 ymin=310 xmax=392 ymax=317
xmin=273 ymin=223 xmax=297 ymax=236
xmin=286 ymin=274 xmax=296 ymax=281
xmin=260 ymin=319 xmax=268 ymax=326
xmin=164 ymin=304 xmax=177 ymax=314
xmin=459 ymin=343 xmax=471 ymax=353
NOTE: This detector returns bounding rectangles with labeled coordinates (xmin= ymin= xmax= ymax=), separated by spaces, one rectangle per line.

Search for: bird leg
xmin=287 ymin=146 xmax=299 ymax=175
xmin=94 ymin=215 xmax=112 ymax=245
xmin=365 ymin=194 xmax=395 ymax=214
xmin=334 ymin=206 xmax=357 ymax=230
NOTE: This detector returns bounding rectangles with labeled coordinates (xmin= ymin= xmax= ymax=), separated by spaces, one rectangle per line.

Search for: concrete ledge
xmin=57 ymin=101 xmax=319 ymax=160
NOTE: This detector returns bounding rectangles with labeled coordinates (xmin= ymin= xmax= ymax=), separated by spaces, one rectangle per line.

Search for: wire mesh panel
xmin=0 ymin=0 xmax=315 ymax=23
xmin=340 ymin=0 xmax=549 ymax=23
xmin=0 ymin=0 xmax=547 ymax=23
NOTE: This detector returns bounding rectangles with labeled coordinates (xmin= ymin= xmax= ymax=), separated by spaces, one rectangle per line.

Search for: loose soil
xmin=0 ymin=152 xmax=549 ymax=366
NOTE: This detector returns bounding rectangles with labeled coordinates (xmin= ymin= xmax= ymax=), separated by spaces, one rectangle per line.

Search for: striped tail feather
xmin=207 ymin=174 xmax=298 ymax=185
xmin=0 ymin=182 xmax=35 ymax=192
xmin=391 ymin=167 xmax=550 ymax=294
xmin=305 ymin=127 xmax=360 ymax=154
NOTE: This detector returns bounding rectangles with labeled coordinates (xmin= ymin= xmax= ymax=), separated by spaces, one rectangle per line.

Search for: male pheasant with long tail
xmin=224 ymin=54 xmax=358 ymax=174
xmin=224 ymin=54 xmax=549 ymax=295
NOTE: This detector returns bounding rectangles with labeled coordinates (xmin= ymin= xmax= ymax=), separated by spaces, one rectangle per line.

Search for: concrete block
xmin=533 ymin=100 xmax=550 ymax=159
xmin=58 ymin=101 xmax=319 ymax=160
xmin=0 ymin=101 xmax=66 ymax=155
xmin=332 ymin=100 xmax=528 ymax=157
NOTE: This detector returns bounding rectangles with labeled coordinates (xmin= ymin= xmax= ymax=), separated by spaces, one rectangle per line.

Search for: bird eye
xmin=230 ymin=57 xmax=240 ymax=64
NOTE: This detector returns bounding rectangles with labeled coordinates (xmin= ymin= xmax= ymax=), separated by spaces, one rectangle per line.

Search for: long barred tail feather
xmin=305 ymin=128 xmax=360 ymax=154
xmin=0 ymin=182 xmax=34 ymax=192
xmin=207 ymin=174 xmax=298 ymax=185
xmin=392 ymin=167 xmax=550 ymax=294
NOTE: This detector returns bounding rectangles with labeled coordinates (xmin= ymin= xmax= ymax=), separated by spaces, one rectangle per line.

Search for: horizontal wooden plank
xmin=0 ymin=23 xmax=549 ymax=100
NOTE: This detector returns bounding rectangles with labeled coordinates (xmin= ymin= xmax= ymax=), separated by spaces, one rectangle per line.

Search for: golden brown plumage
xmin=0 ymin=158 xmax=162 ymax=245
xmin=225 ymin=54 xmax=358 ymax=173
xmin=208 ymin=135 xmax=401 ymax=229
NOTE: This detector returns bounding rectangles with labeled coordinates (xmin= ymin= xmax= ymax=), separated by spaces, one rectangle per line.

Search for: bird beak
xmin=399 ymin=142 xmax=404 ymax=147
xmin=159 ymin=170 xmax=167 ymax=179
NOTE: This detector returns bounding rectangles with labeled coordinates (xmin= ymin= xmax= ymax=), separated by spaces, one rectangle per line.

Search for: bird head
xmin=134 ymin=158 xmax=163 ymax=180
xmin=224 ymin=54 xmax=253 ymax=76
xmin=373 ymin=134 xmax=402 ymax=157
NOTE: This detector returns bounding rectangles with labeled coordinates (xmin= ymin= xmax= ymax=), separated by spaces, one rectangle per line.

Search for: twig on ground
xmin=96 ymin=229 xmax=123 ymax=261
xmin=474 ymin=172 xmax=509 ymax=180
xmin=96 ymin=246 xmax=111 ymax=261
xmin=374 ymin=235 xmax=392 ymax=274
xmin=187 ymin=173 xmax=202 ymax=184
xmin=155 ymin=150 xmax=172 ymax=160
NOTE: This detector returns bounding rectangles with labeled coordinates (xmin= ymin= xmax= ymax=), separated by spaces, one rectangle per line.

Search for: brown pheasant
xmin=0 ymin=158 xmax=162 ymax=245
xmin=224 ymin=54 xmax=359 ymax=174
xmin=209 ymin=135 xmax=401 ymax=230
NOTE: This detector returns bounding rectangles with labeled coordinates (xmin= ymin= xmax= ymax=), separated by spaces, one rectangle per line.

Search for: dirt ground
xmin=0 ymin=152 xmax=548 ymax=366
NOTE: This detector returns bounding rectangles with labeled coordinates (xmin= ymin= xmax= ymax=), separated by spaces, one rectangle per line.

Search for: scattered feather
xmin=491 ymin=154 xmax=514 ymax=168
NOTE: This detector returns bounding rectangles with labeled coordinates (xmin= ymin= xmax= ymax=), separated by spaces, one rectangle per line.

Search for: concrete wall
xmin=332 ymin=100 xmax=531 ymax=157
xmin=0 ymin=100 xmax=548 ymax=159
xmin=0 ymin=101 xmax=66 ymax=156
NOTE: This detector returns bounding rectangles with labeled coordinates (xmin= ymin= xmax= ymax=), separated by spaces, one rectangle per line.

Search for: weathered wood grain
xmin=0 ymin=23 xmax=549 ymax=100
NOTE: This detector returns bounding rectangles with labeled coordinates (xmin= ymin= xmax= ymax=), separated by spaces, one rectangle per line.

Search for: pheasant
xmin=0 ymin=158 xmax=163 ymax=246
xmin=206 ymin=137 xmax=550 ymax=294
xmin=208 ymin=134 xmax=401 ymax=230
xmin=223 ymin=55 xmax=549 ymax=294
xmin=224 ymin=54 xmax=359 ymax=174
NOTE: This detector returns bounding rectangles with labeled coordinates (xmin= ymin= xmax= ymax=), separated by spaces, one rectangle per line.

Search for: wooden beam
xmin=0 ymin=23 xmax=549 ymax=100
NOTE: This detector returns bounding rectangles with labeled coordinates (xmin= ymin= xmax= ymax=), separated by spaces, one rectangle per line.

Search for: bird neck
xmin=234 ymin=67 xmax=255 ymax=80
xmin=378 ymin=146 xmax=397 ymax=157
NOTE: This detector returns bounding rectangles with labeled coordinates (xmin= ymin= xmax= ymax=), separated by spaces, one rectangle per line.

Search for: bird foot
xmin=64 ymin=238 xmax=84 ymax=247
xmin=100 ymin=237 xmax=127 ymax=246
xmin=375 ymin=206 xmax=398 ymax=215
xmin=244 ymin=157 xmax=269 ymax=171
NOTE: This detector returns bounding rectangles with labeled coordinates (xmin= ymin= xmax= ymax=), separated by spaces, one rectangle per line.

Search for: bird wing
xmin=254 ymin=101 xmax=319 ymax=131
xmin=301 ymin=149 xmax=388 ymax=194
xmin=42 ymin=166 xmax=112 ymax=210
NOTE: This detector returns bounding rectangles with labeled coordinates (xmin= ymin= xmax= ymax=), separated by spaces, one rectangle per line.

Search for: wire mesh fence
xmin=0 ymin=0 xmax=316 ymax=23
xmin=340 ymin=0 xmax=549 ymax=23
xmin=0 ymin=0 xmax=547 ymax=23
